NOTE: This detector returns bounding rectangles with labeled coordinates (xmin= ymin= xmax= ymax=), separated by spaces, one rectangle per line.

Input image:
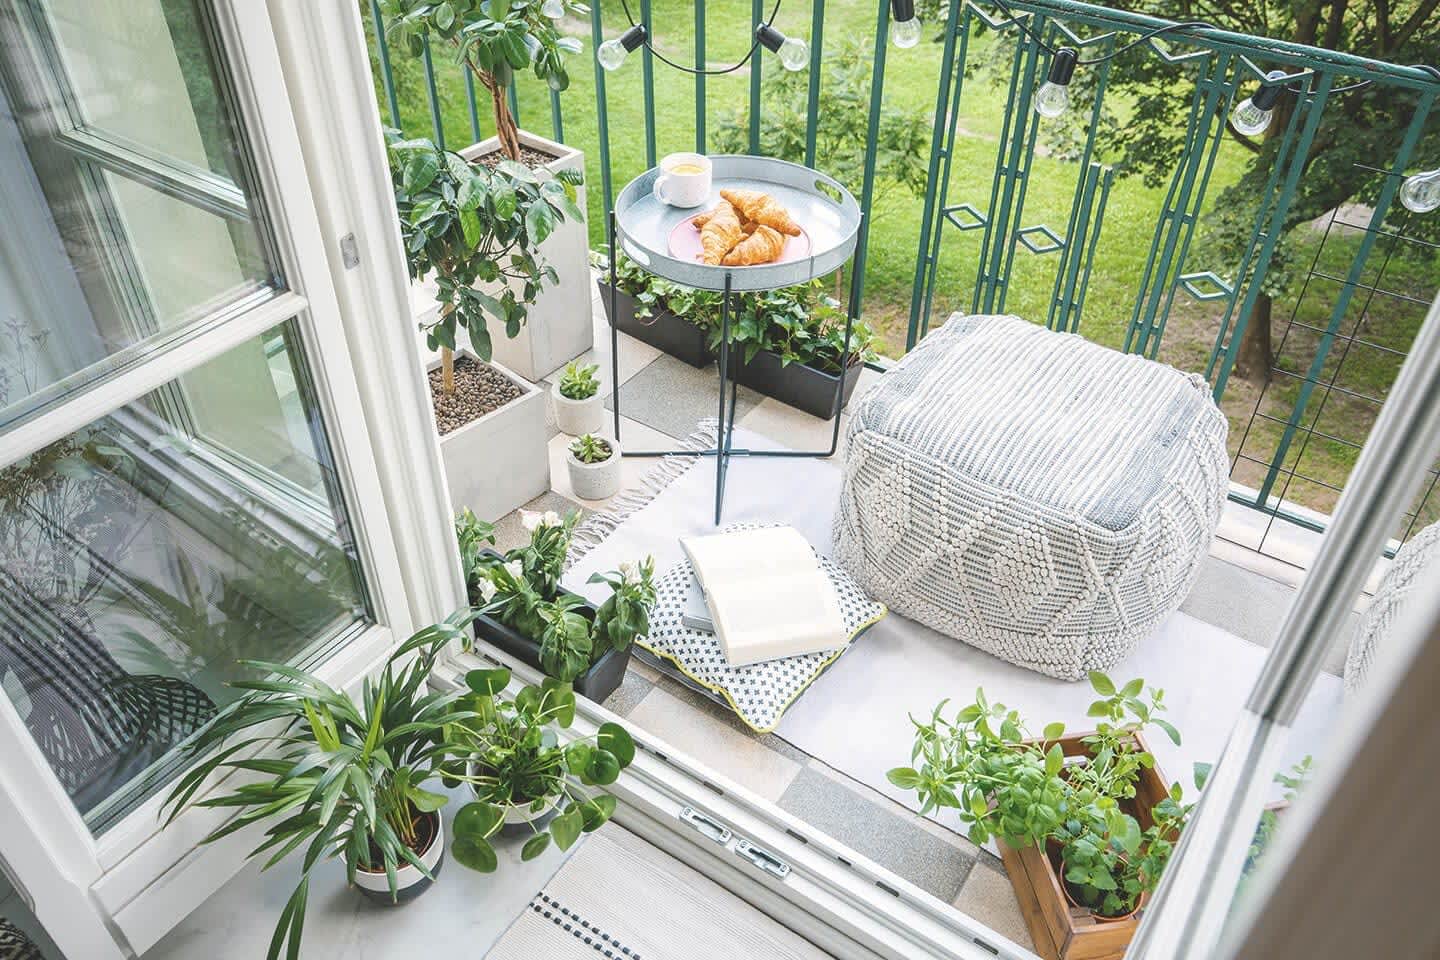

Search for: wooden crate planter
xmin=995 ymin=732 xmax=1168 ymax=960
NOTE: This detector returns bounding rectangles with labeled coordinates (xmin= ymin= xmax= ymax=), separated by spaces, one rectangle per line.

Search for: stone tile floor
xmin=487 ymin=285 xmax=1357 ymax=948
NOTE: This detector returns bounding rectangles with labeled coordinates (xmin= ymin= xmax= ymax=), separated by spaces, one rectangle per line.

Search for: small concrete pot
xmin=551 ymin=381 xmax=604 ymax=436
xmin=567 ymin=436 xmax=622 ymax=501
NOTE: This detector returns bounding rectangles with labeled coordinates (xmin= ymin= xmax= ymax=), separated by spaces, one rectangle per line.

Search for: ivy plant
xmin=387 ymin=131 xmax=582 ymax=392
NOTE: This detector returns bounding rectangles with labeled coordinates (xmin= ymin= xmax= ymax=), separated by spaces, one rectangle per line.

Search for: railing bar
xmin=589 ymin=2 xmax=615 ymax=218
xmin=804 ymin=0 xmax=826 ymax=168
xmin=1054 ymin=162 xmax=1099 ymax=331
xmin=641 ymin=0 xmax=656 ymax=166
xmin=749 ymin=0 xmax=763 ymax=154
xmin=694 ymin=0 xmax=706 ymax=153
xmin=921 ymin=9 xmax=973 ymax=342
xmin=369 ymin=0 xmax=402 ymax=129
xmin=1256 ymin=90 xmax=1436 ymax=506
xmin=1262 ymin=367 xmax=1388 ymax=406
xmin=1250 ymin=413 xmax=1366 ymax=450
xmin=549 ymin=88 xmax=564 ymax=143
xmin=465 ymin=70 xmax=482 ymax=141
xmin=848 ymin=0 xmax=892 ymax=320
xmin=1071 ymin=167 xmax=1113 ymax=334
xmin=1305 ymin=270 xmax=1438 ymax=302
xmin=996 ymin=25 xmax=1054 ymax=312
xmin=421 ymin=35 xmax=445 ymax=149
xmin=973 ymin=19 xmax=1030 ymax=313
xmin=1284 ymin=320 xmax=1416 ymax=355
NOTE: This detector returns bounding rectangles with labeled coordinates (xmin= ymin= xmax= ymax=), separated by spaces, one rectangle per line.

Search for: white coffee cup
xmin=652 ymin=153 xmax=712 ymax=208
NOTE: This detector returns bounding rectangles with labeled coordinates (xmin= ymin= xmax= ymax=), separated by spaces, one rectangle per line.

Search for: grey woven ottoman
xmin=834 ymin=314 xmax=1228 ymax=680
xmin=1345 ymin=520 xmax=1440 ymax=694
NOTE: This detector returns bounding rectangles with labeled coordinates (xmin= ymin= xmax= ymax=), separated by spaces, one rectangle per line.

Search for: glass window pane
xmin=0 ymin=0 xmax=277 ymax=430
xmin=0 ymin=319 xmax=368 ymax=833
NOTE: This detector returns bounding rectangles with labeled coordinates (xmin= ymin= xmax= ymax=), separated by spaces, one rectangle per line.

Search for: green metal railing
xmin=361 ymin=0 xmax=1440 ymax=553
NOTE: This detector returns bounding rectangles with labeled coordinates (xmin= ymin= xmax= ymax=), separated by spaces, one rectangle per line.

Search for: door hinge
xmin=339 ymin=233 xmax=360 ymax=269
xmin=680 ymin=806 xmax=732 ymax=845
xmin=735 ymin=837 xmax=791 ymax=880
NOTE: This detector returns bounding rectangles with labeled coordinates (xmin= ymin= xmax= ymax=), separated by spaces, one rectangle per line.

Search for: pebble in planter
xmin=552 ymin=360 xmax=604 ymax=436
xmin=566 ymin=433 xmax=621 ymax=501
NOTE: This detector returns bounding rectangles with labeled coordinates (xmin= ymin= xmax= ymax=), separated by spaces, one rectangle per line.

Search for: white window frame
xmin=0 ymin=2 xmax=429 ymax=957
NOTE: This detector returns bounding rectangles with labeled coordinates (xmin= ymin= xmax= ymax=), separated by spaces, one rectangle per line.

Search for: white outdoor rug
xmin=486 ymin=825 xmax=832 ymax=960
xmin=562 ymin=422 xmax=1340 ymax=810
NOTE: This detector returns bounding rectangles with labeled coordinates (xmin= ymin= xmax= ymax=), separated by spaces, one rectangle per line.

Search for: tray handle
xmin=810 ymin=171 xmax=848 ymax=207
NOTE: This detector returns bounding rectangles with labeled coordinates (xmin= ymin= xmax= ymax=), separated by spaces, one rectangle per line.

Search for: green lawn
xmin=361 ymin=0 xmax=1437 ymax=525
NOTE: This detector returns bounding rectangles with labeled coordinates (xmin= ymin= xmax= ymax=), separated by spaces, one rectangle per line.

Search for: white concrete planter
xmin=460 ymin=130 xmax=591 ymax=382
xmin=429 ymin=349 xmax=548 ymax=522
xmin=551 ymin=381 xmax=603 ymax=436
xmin=351 ymin=809 xmax=444 ymax=905
xmin=567 ymin=437 xmax=622 ymax=501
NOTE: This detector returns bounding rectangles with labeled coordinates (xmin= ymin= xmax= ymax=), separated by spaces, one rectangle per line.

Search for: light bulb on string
xmin=540 ymin=0 xmax=565 ymax=20
xmin=756 ymin=23 xmax=809 ymax=72
xmin=1033 ymin=47 xmax=1077 ymax=118
xmin=1230 ymin=70 xmax=1287 ymax=137
xmin=597 ymin=24 xmax=645 ymax=72
xmin=1400 ymin=168 xmax=1440 ymax=214
xmin=890 ymin=0 xmax=922 ymax=48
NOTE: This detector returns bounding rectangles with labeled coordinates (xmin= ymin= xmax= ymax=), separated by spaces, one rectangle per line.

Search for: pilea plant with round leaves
xmin=382 ymin=0 xmax=587 ymax=163
xmin=386 ymin=131 xmax=582 ymax=393
xmin=445 ymin=666 xmax=634 ymax=869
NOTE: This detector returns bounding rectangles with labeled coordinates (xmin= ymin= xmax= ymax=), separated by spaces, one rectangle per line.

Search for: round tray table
xmin=604 ymin=156 xmax=864 ymax=524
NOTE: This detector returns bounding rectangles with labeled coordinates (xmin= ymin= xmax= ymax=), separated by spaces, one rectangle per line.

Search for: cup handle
xmin=652 ymin=174 xmax=672 ymax=204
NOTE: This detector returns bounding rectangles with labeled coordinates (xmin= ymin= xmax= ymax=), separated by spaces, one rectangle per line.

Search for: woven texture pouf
xmin=1344 ymin=520 xmax=1440 ymax=694
xmin=834 ymin=314 xmax=1229 ymax=680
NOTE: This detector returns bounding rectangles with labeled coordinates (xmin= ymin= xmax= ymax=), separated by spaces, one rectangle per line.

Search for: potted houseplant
xmin=443 ymin=666 xmax=635 ymax=858
xmin=388 ymin=132 xmax=579 ymax=519
xmin=717 ymin=279 xmax=879 ymax=419
xmin=384 ymin=0 xmax=592 ymax=380
xmin=888 ymin=673 xmax=1199 ymax=960
xmin=566 ymin=432 xmax=621 ymax=500
xmin=458 ymin=509 xmax=655 ymax=701
xmin=552 ymin=359 xmax=603 ymax=435
xmin=160 ymin=612 xmax=479 ymax=960
xmin=593 ymin=247 xmax=720 ymax=368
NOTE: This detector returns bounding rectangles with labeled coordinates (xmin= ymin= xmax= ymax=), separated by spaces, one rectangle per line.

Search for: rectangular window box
xmin=729 ymin=345 xmax=864 ymax=420
xmin=597 ymin=280 xmax=717 ymax=368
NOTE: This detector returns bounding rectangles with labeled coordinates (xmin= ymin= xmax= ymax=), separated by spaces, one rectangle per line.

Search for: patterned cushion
xmin=640 ymin=525 xmax=886 ymax=733
xmin=834 ymin=314 xmax=1228 ymax=680
xmin=1346 ymin=520 xmax=1440 ymax=694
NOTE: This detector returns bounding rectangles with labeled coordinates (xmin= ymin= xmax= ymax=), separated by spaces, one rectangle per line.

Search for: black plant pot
xmin=597 ymin=280 xmax=717 ymax=368
xmin=729 ymin=345 xmax=864 ymax=419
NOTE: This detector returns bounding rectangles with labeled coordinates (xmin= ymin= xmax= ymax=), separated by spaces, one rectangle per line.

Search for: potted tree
xmin=161 ymin=613 xmax=479 ymax=960
xmin=443 ymin=666 xmax=635 ymax=864
xmin=552 ymin=359 xmax=603 ymax=436
xmin=458 ymin=509 xmax=655 ymax=701
xmin=888 ymin=673 xmax=1200 ymax=960
xmin=384 ymin=0 xmax=592 ymax=381
xmin=566 ymin=432 xmax=621 ymax=500
xmin=389 ymin=131 xmax=582 ymax=520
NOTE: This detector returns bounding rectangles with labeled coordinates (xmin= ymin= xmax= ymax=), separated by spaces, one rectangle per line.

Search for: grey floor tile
xmin=654 ymin=674 xmax=812 ymax=764
xmin=607 ymin=354 xmax=762 ymax=439
xmin=602 ymin=668 xmax=654 ymax=717
xmin=779 ymin=766 xmax=977 ymax=903
xmin=491 ymin=492 xmax=586 ymax=553
xmin=953 ymin=859 xmax=1034 ymax=952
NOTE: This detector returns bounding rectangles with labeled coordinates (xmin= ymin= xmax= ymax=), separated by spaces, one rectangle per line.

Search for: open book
xmin=679 ymin=526 xmax=847 ymax=666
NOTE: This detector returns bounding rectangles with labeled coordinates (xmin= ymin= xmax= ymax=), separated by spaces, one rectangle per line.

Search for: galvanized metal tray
xmin=613 ymin=155 xmax=861 ymax=292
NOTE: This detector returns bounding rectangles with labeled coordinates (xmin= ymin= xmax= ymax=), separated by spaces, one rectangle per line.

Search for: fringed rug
xmin=485 ymin=826 xmax=832 ymax=960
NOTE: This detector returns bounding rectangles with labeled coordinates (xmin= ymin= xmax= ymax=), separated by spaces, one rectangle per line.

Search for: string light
xmin=890 ymin=0 xmax=922 ymax=49
xmin=1230 ymin=70 xmax=1287 ymax=136
xmin=597 ymin=23 xmax=645 ymax=72
xmin=756 ymin=23 xmax=809 ymax=71
xmin=1400 ymin=168 xmax=1440 ymax=213
xmin=1033 ymin=47 xmax=1076 ymax=118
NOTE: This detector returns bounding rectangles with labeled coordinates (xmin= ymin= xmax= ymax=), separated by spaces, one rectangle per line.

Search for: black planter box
xmin=729 ymin=346 xmax=864 ymax=420
xmin=471 ymin=552 xmax=631 ymax=703
xmin=597 ymin=280 xmax=716 ymax=368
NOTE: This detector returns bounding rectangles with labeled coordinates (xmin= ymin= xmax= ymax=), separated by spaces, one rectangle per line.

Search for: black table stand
xmin=606 ymin=210 xmax=856 ymax=526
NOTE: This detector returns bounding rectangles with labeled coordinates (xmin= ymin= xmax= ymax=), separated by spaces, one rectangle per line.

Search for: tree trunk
xmin=1234 ymin=292 xmax=1273 ymax=384
xmin=489 ymin=81 xmax=522 ymax=162
xmin=441 ymin=345 xmax=455 ymax=395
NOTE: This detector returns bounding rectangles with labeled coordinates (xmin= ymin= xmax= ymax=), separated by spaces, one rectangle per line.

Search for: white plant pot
xmin=351 ymin=809 xmax=445 ymax=904
xmin=551 ymin=381 xmax=604 ymax=436
xmin=501 ymin=792 xmax=561 ymax=826
xmin=567 ymin=438 xmax=622 ymax=501
xmin=428 ymin=348 xmax=549 ymax=522
xmin=460 ymin=130 xmax=591 ymax=382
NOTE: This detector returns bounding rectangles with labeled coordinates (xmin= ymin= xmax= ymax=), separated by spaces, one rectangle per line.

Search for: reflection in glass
xmin=0 ymin=0 xmax=276 ymax=428
xmin=0 ymin=320 xmax=367 ymax=831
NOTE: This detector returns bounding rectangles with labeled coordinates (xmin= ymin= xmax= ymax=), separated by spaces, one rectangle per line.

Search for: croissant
xmin=721 ymin=224 xmax=786 ymax=266
xmin=720 ymin=189 xmax=802 ymax=236
xmin=698 ymin=200 xmax=743 ymax=265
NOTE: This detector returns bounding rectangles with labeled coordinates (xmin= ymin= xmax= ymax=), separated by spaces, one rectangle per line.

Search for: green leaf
xmin=453 ymin=800 xmax=503 ymax=842
xmin=886 ymin=767 xmax=923 ymax=790
xmin=1089 ymin=672 xmax=1116 ymax=696
xmin=526 ymin=202 xmax=554 ymax=244
xmin=521 ymin=831 xmax=552 ymax=861
xmin=466 ymin=667 xmax=510 ymax=696
xmin=596 ymin=722 xmax=635 ymax=767
xmin=1119 ymin=677 xmax=1144 ymax=698
xmin=459 ymin=207 xmax=481 ymax=248
xmin=1045 ymin=742 xmax=1065 ymax=776
xmin=451 ymin=835 xmax=498 ymax=873
xmin=1042 ymin=721 xmax=1066 ymax=741
xmin=578 ymin=794 xmax=616 ymax=831
xmin=1153 ymin=718 xmax=1182 ymax=746
xmin=586 ymin=749 xmax=621 ymax=785
xmin=407 ymin=786 xmax=448 ymax=813
xmin=491 ymin=182 xmax=517 ymax=220
xmin=402 ymin=151 xmax=440 ymax=194
xmin=550 ymin=805 xmax=583 ymax=851
xmin=435 ymin=1 xmax=455 ymax=29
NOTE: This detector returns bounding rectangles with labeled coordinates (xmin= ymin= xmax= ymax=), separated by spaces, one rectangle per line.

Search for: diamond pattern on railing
xmin=1016 ymin=224 xmax=1066 ymax=255
xmin=1178 ymin=271 xmax=1234 ymax=302
xmin=943 ymin=202 xmax=988 ymax=232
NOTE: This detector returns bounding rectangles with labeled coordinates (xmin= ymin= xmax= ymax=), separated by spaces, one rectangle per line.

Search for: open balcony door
xmin=0 ymin=1 xmax=457 ymax=956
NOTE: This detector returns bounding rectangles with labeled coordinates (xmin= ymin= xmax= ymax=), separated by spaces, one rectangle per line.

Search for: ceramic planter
xmin=728 ymin=345 xmax=863 ymax=419
xmin=996 ymin=732 xmax=1169 ymax=960
xmin=472 ymin=553 xmax=633 ymax=703
xmin=461 ymin=131 xmax=591 ymax=381
xmin=351 ymin=809 xmax=444 ymax=905
xmin=551 ymin=381 xmax=604 ymax=436
xmin=428 ymin=349 xmax=548 ymax=523
xmin=468 ymin=765 xmax=563 ymax=834
xmin=566 ymin=437 xmax=621 ymax=501
xmin=596 ymin=280 xmax=717 ymax=368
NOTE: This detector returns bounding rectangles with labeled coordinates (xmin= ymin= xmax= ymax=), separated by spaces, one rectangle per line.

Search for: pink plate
xmin=668 ymin=214 xmax=812 ymax=266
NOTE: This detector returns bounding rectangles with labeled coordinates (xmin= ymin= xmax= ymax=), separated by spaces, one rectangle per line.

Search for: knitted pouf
xmin=833 ymin=314 xmax=1228 ymax=680
xmin=1345 ymin=520 xmax=1440 ymax=694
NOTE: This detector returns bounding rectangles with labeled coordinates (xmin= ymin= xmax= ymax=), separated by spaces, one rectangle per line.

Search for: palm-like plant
xmin=161 ymin=611 xmax=478 ymax=960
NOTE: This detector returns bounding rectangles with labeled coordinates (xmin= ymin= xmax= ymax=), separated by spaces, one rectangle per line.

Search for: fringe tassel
xmin=566 ymin=419 xmax=720 ymax=569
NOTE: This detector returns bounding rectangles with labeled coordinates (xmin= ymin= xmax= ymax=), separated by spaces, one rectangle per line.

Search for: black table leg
xmin=714 ymin=272 xmax=734 ymax=525
xmin=607 ymin=209 xmax=622 ymax=443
